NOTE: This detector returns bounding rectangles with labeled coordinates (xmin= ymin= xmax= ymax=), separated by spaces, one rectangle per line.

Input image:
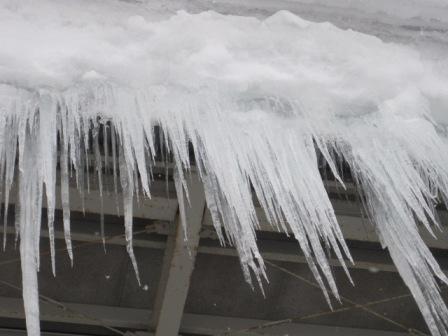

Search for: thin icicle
xmin=60 ymin=117 xmax=73 ymax=265
xmin=174 ymin=168 xmax=188 ymax=241
xmin=111 ymin=123 xmax=120 ymax=216
xmin=93 ymin=125 xmax=106 ymax=249
xmin=118 ymin=144 xmax=140 ymax=285
xmin=103 ymin=123 xmax=109 ymax=175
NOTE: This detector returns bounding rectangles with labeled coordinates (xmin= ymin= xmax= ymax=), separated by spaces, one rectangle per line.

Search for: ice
xmin=1 ymin=114 xmax=17 ymax=250
xmin=18 ymin=119 xmax=43 ymax=336
xmin=39 ymin=92 xmax=58 ymax=275
xmin=118 ymin=141 xmax=141 ymax=285
xmin=0 ymin=1 xmax=448 ymax=335
xmin=59 ymin=111 xmax=73 ymax=264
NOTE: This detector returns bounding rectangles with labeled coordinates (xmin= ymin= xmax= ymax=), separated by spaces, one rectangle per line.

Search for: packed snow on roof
xmin=1 ymin=0 xmax=448 ymax=335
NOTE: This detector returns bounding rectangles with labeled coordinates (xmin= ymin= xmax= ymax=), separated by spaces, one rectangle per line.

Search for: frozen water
xmin=0 ymin=1 xmax=448 ymax=335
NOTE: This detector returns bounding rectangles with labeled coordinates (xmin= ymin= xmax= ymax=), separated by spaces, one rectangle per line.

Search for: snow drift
xmin=1 ymin=0 xmax=448 ymax=335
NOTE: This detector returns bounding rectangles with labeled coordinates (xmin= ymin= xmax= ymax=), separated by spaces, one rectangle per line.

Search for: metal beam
xmin=150 ymin=173 xmax=206 ymax=336
xmin=4 ymin=217 xmax=448 ymax=274
xmin=3 ymin=177 xmax=178 ymax=222
xmin=0 ymin=329 xmax=88 ymax=336
xmin=0 ymin=297 xmax=407 ymax=336
xmin=3 ymin=166 xmax=448 ymax=250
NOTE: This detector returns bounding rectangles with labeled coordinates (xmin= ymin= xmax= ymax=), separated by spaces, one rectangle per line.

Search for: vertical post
xmin=150 ymin=173 xmax=205 ymax=336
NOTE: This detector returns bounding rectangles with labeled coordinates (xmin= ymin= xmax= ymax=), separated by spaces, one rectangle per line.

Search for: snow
xmin=0 ymin=1 xmax=448 ymax=335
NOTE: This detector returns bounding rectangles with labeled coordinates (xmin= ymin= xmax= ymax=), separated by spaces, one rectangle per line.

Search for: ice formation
xmin=1 ymin=0 xmax=448 ymax=335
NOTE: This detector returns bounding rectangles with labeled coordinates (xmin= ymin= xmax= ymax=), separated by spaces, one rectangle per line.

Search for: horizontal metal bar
xmin=0 ymin=297 xmax=406 ymax=336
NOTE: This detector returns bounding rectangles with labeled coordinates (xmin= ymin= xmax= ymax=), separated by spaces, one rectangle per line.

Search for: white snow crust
xmin=0 ymin=1 xmax=448 ymax=335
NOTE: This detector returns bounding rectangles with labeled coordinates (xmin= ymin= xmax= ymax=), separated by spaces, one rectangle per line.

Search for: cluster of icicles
xmin=1 ymin=1 xmax=448 ymax=334
xmin=0 ymin=82 xmax=447 ymax=336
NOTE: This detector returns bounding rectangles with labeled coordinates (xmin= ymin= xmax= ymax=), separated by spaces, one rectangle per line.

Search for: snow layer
xmin=1 ymin=1 xmax=448 ymax=335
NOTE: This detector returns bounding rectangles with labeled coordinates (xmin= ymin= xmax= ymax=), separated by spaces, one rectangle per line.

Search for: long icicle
xmin=59 ymin=108 xmax=73 ymax=264
xmin=19 ymin=121 xmax=42 ymax=336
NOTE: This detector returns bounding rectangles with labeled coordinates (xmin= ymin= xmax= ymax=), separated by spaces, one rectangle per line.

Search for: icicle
xmin=38 ymin=92 xmax=57 ymax=276
xmin=118 ymin=143 xmax=140 ymax=285
xmin=333 ymin=93 xmax=448 ymax=335
xmin=93 ymin=125 xmax=106 ymax=249
xmin=59 ymin=112 xmax=73 ymax=265
xmin=93 ymin=126 xmax=103 ymax=198
xmin=14 ymin=202 xmax=20 ymax=249
xmin=83 ymin=119 xmax=90 ymax=195
xmin=100 ymin=198 xmax=105 ymax=252
xmin=19 ymin=125 xmax=43 ymax=336
xmin=111 ymin=123 xmax=120 ymax=216
xmin=2 ymin=116 xmax=18 ymax=250
xmin=77 ymin=136 xmax=86 ymax=215
xmin=174 ymin=168 xmax=187 ymax=241
xmin=103 ymin=122 xmax=109 ymax=175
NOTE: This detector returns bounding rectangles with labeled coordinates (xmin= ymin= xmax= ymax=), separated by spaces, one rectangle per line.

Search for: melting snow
xmin=0 ymin=0 xmax=448 ymax=335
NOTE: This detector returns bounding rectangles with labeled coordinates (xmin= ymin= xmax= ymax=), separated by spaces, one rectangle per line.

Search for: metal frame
xmin=150 ymin=174 xmax=206 ymax=335
xmin=0 ymin=297 xmax=408 ymax=336
xmin=1 ymin=169 xmax=447 ymax=335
